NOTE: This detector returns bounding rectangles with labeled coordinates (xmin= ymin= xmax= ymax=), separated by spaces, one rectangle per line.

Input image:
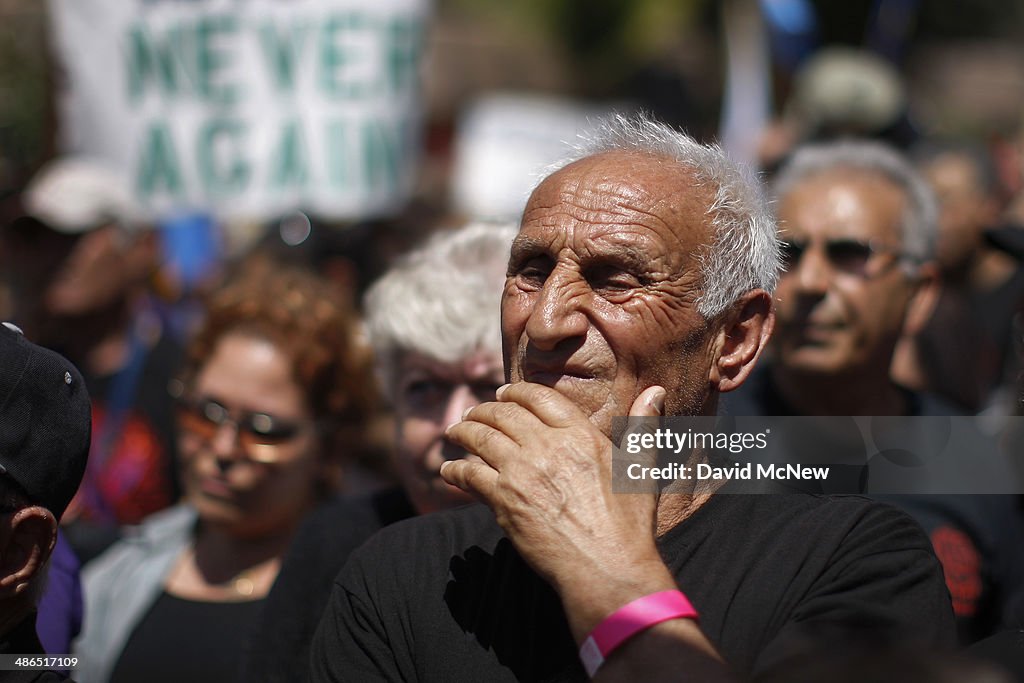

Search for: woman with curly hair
xmin=74 ymin=263 xmax=373 ymax=683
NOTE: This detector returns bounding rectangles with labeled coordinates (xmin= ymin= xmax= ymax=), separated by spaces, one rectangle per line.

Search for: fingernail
xmin=439 ymin=461 xmax=450 ymax=475
xmin=648 ymin=388 xmax=666 ymax=415
xmin=462 ymin=406 xmax=473 ymax=420
xmin=496 ymin=383 xmax=510 ymax=399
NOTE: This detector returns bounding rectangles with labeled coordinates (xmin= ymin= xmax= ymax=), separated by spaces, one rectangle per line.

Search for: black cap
xmin=0 ymin=323 xmax=91 ymax=520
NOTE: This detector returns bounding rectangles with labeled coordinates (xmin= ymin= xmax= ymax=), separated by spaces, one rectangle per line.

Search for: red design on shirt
xmin=930 ymin=525 xmax=982 ymax=617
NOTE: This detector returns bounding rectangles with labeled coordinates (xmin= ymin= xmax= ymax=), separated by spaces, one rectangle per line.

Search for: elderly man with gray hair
xmin=725 ymin=140 xmax=1024 ymax=649
xmin=311 ymin=114 xmax=954 ymax=682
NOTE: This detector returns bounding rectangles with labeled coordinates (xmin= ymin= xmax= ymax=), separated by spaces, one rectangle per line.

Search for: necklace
xmin=232 ymin=573 xmax=256 ymax=597
xmin=170 ymin=545 xmax=269 ymax=599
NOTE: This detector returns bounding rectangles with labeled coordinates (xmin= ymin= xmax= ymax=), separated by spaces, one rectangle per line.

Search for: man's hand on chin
xmin=441 ymin=383 xmax=672 ymax=631
xmin=441 ymin=382 xmax=733 ymax=681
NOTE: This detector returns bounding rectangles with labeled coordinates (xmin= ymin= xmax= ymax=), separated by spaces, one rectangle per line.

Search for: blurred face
xmin=43 ymin=226 xmax=133 ymax=316
xmin=178 ymin=332 xmax=320 ymax=538
xmin=922 ymin=153 xmax=996 ymax=271
xmin=393 ymin=349 xmax=504 ymax=514
xmin=774 ymin=169 xmax=918 ymax=377
xmin=3 ymin=221 xmax=136 ymax=317
xmin=502 ymin=150 xmax=721 ymax=435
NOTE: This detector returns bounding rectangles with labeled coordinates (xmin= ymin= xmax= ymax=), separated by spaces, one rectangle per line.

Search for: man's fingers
xmin=439 ymin=459 xmax=499 ymax=502
xmin=460 ymin=399 xmax=546 ymax=446
xmin=493 ymin=381 xmax=589 ymax=427
xmin=445 ymin=419 xmax=518 ymax=468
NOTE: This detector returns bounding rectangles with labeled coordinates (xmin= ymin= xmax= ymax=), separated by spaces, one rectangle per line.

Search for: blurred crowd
xmin=2 ymin=0 xmax=1024 ymax=682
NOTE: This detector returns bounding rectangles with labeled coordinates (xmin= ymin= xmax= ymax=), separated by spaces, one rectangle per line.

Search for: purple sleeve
xmin=37 ymin=530 xmax=83 ymax=656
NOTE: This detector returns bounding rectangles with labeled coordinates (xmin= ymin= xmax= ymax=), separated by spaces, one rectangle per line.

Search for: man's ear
xmin=0 ymin=506 xmax=57 ymax=599
xmin=710 ymin=289 xmax=775 ymax=393
xmin=902 ymin=262 xmax=941 ymax=338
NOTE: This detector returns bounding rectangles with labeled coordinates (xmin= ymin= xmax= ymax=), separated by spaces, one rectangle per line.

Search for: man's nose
xmin=524 ymin=265 xmax=589 ymax=350
xmin=793 ymin=243 xmax=831 ymax=296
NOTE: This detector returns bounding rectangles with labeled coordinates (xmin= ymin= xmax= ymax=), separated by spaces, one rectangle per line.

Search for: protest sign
xmin=48 ymin=0 xmax=429 ymax=220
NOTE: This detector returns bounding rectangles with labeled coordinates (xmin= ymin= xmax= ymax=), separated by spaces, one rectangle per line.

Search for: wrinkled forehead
xmin=519 ymin=150 xmax=716 ymax=251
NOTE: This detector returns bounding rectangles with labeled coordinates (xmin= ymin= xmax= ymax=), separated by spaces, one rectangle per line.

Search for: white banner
xmin=48 ymin=0 xmax=429 ymax=221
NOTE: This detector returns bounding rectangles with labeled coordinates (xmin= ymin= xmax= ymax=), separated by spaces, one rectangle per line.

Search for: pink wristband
xmin=578 ymin=589 xmax=698 ymax=677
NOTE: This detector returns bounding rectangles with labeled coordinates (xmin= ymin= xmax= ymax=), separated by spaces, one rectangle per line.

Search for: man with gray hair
xmin=311 ymin=115 xmax=953 ymax=681
xmin=726 ymin=140 xmax=1024 ymax=646
xmin=728 ymin=139 xmax=942 ymax=417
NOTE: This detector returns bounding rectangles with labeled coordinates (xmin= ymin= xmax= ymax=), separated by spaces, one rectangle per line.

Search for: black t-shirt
xmin=968 ymin=628 xmax=1024 ymax=682
xmin=243 ymin=488 xmax=416 ymax=683
xmin=311 ymin=494 xmax=955 ymax=681
xmin=109 ymin=592 xmax=264 ymax=683
xmin=720 ymin=364 xmax=961 ymax=419
xmin=0 ymin=615 xmax=73 ymax=682
xmin=875 ymin=494 xmax=1024 ymax=644
xmin=723 ymin=366 xmax=1024 ymax=644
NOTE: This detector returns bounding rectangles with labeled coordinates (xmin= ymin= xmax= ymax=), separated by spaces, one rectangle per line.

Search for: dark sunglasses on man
xmin=780 ymin=237 xmax=908 ymax=278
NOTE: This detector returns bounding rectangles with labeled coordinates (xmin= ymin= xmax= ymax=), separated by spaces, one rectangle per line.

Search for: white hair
xmin=544 ymin=112 xmax=781 ymax=318
xmin=364 ymin=222 xmax=517 ymax=399
xmin=772 ymin=140 xmax=939 ymax=265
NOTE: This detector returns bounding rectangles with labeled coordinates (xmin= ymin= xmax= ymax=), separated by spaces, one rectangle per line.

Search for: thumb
xmin=618 ymin=386 xmax=666 ymax=478
xmin=630 ymin=385 xmax=666 ymax=417
xmin=616 ymin=386 xmax=667 ymax=504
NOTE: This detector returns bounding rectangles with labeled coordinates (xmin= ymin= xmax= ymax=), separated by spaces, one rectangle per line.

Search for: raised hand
xmin=442 ymin=382 xmax=673 ymax=636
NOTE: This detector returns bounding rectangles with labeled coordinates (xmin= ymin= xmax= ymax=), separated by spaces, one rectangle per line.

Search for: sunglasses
xmin=780 ymin=238 xmax=905 ymax=277
xmin=176 ymin=396 xmax=308 ymax=462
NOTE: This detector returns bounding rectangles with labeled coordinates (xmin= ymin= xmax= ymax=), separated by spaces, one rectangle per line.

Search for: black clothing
xmin=968 ymin=628 xmax=1024 ymax=682
xmin=0 ymin=615 xmax=72 ymax=682
xmin=311 ymin=495 xmax=955 ymax=681
xmin=243 ymin=488 xmax=415 ymax=683
xmin=109 ymin=592 xmax=263 ymax=683
xmin=725 ymin=365 xmax=1024 ymax=644
xmin=915 ymin=266 xmax=1024 ymax=413
xmin=721 ymin=364 xmax=960 ymax=419
xmin=877 ymin=494 xmax=1024 ymax=644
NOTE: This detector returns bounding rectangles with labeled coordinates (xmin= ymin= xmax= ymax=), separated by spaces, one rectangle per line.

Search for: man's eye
xmin=512 ymin=258 xmax=552 ymax=290
xmin=586 ymin=266 xmax=643 ymax=294
xmin=826 ymin=241 xmax=873 ymax=269
xmin=599 ymin=276 xmax=640 ymax=291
